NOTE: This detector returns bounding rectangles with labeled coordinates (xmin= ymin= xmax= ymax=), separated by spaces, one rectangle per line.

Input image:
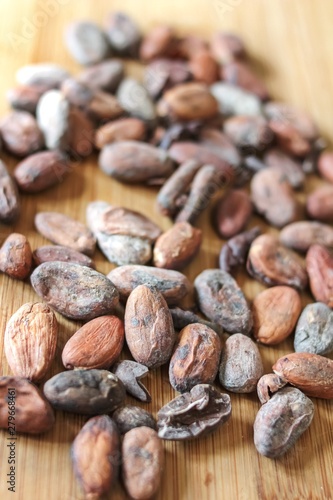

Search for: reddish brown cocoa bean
xmin=252 ymin=286 xmax=302 ymax=345
xmin=273 ymin=352 xmax=333 ymax=399
xmin=306 ymin=244 xmax=333 ymax=307
xmin=263 ymin=148 xmax=305 ymax=189
xmin=32 ymin=245 xmax=95 ymax=268
xmin=0 ymin=160 xmax=20 ymax=224
xmin=199 ymin=128 xmax=241 ymax=168
xmin=189 ymin=50 xmax=219 ymax=85
xmin=140 ymin=25 xmax=175 ymax=61
xmin=247 ymin=234 xmax=308 ymax=290
xmin=95 ymin=118 xmax=146 ymax=149
xmin=257 ymin=373 xmax=287 ymax=404
xmin=224 ymin=115 xmax=273 ymax=151
xmin=7 ymin=84 xmax=48 ymax=114
xmin=0 ymin=111 xmax=44 ymax=157
xmin=0 ymin=233 xmax=32 ymax=280
xmin=158 ymin=83 xmax=218 ymax=121
xmin=264 ymin=101 xmax=319 ymax=141
xmin=280 ymin=221 xmax=333 ymax=252
xmin=124 ymin=285 xmax=176 ymax=369
xmin=35 ymin=212 xmax=96 ymax=256
xmin=317 ymin=151 xmax=333 ymax=183
xmin=214 ymin=189 xmax=252 ymax=238
xmin=144 ymin=58 xmax=192 ymax=99
xmin=153 ymin=222 xmax=202 ymax=270
xmin=269 ymin=120 xmax=311 ymax=157
xmin=14 ymin=151 xmax=70 ymax=193
xmin=169 ymin=323 xmax=222 ymax=393
xmin=306 ymin=185 xmax=333 ymax=222
xmin=210 ymin=32 xmax=246 ymax=64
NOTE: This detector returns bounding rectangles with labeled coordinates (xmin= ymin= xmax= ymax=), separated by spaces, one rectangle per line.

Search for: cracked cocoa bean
xmin=219 ymin=226 xmax=261 ymax=274
xmin=113 ymin=360 xmax=151 ymax=403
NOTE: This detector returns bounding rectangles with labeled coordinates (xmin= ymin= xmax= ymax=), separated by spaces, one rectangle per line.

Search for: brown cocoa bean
xmin=62 ymin=315 xmax=124 ymax=370
xmin=32 ymin=245 xmax=95 ymax=268
xmin=189 ymin=50 xmax=219 ymax=85
xmin=221 ymin=60 xmax=269 ymax=100
xmin=263 ymin=148 xmax=305 ymax=189
xmin=294 ymin=302 xmax=333 ymax=356
xmin=113 ymin=405 xmax=156 ymax=435
xmin=273 ymin=352 xmax=333 ymax=399
xmin=199 ymin=128 xmax=241 ymax=167
xmin=280 ymin=221 xmax=333 ymax=252
xmin=219 ymin=226 xmax=261 ymax=274
xmin=31 ymin=261 xmax=119 ymax=321
xmin=95 ymin=118 xmax=146 ymax=149
xmin=306 ymin=185 xmax=333 ymax=222
xmin=99 ymin=141 xmax=174 ymax=184
xmin=72 ymin=415 xmax=119 ymax=499
xmin=5 ymin=302 xmax=57 ymax=382
xmin=153 ymin=222 xmax=202 ymax=270
xmin=1 ymin=111 xmax=44 ymax=157
xmin=122 ymin=427 xmax=164 ymax=500
xmin=0 ymin=376 xmax=55 ymax=434
xmin=252 ymin=286 xmax=302 ymax=345
xmin=0 ymin=160 xmax=20 ymax=223
xmin=169 ymin=323 xmax=221 ymax=393
xmin=247 ymin=234 xmax=308 ymax=290
xmin=317 ymin=150 xmax=333 ymax=183
xmin=213 ymin=189 xmax=252 ymax=238
xmin=35 ymin=211 xmax=96 ymax=256
xmin=44 ymin=369 xmax=125 ymax=414
xmin=124 ymin=285 xmax=175 ymax=369
xmin=107 ymin=265 xmax=191 ymax=305
xmin=254 ymin=387 xmax=314 ymax=458
xmin=140 ymin=25 xmax=175 ymax=61
xmin=144 ymin=58 xmax=191 ymax=99
xmin=269 ymin=120 xmax=311 ymax=157
xmin=264 ymin=101 xmax=319 ymax=141
xmin=16 ymin=63 xmax=69 ymax=89
xmin=77 ymin=59 xmax=124 ymax=92
xmin=194 ymin=269 xmax=253 ymax=335
xmin=251 ymin=167 xmax=299 ymax=227
xmin=0 ymin=233 xmax=32 ymax=280
xmin=306 ymin=244 xmax=333 ymax=307
xmin=158 ymin=82 xmax=218 ymax=121
xmin=7 ymin=84 xmax=47 ymax=114
xmin=14 ymin=151 xmax=70 ymax=193
xmin=257 ymin=373 xmax=287 ymax=404
xmin=224 ymin=115 xmax=272 ymax=151
xmin=67 ymin=107 xmax=95 ymax=158
xmin=219 ymin=333 xmax=263 ymax=393
xmin=113 ymin=360 xmax=151 ymax=403
xmin=157 ymin=384 xmax=231 ymax=440
xmin=170 ymin=307 xmax=223 ymax=335
xmin=210 ymin=32 xmax=246 ymax=64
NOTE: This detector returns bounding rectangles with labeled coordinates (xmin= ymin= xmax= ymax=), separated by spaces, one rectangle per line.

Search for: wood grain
xmin=0 ymin=1 xmax=332 ymax=499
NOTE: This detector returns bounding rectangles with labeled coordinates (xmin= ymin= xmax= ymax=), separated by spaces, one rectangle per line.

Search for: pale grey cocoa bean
xmin=210 ymin=82 xmax=262 ymax=116
xmin=16 ymin=63 xmax=70 ymax=88
xmin=105 ymin=12 xmax=141 ymax=57
xmin=43 ymin=369 xmax=125 ymax=414
xmin=36 ymin=90 xmax=70 ymax=150
xmin=31 ymin=262 xmax=119 ymax=321
xmin=194 ymin=269 xmax=253 ymax=335
xmin=219 ymin=333 xmax=263 ymax=393
xmin=65 ymin=21 xmax=110 ymax=65
xmin=254 ymin=387 xmax=314 ymax=458
xmin=117 ymin=78 xmax=156 ymax=121
xmin=77 ymin=59 xmax=124 ymax=92
xmin=294 ymin=303 xmax=333 ymax=355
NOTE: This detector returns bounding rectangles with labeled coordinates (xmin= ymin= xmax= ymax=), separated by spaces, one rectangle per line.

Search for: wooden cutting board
xmin=0 ymin=1 xmax=332 ymax=499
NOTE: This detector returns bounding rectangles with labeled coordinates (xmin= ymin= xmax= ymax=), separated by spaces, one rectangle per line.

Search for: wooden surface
xmin=0 ymin=1 xmax=333 ymax=499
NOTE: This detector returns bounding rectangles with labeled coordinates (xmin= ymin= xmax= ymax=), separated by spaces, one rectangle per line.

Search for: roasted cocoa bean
xmin=273 ymin=352 xmax=333 ymax=399
xmin=269 ymin=120 xmax=311 ymax=157
xmin=113 ymin=406 xmax=156 ymax=434
xmin=124 ymin=285 xmax=175 ymax=369
xmin=254 ymin=387 xmax=314 ymax=458
xmin=32 ymin=245 xmax=95 ymax=269
xmin=44 ymin=369 xmax=125 ymax=414
xmin=194 ymin=269 xmax=253 ymax=335
xmin=280 ymin=221 xmax=333 ymax=252
xmin=264 ymin=101 xmax=319 ymax=141
xmin=264 ymin=148 xmax=305 ymax=189
xmin=1 ymin=111 xmax=44 ymax=157
xmin=7 ymin=84 xmax=47 ymax=114
xmin=144 ymin=58 xmax=191 ymax=99
xmin=113 ymin=360 xmax=151 ymax=403
xmin=35 ymin=211 xmax=96 ymax=256
xmin=0 ymin=233 xmax=32 ymax=280
xmin=158 ymin=83 xmax=218 ymax=121
xmin=317 ymin=150 xmax=333 ymax=183
xmin=247 ymin=234 xmax=308 ymax=290
xmin=95 ymin=118 xmax=146 ymax=149
xmin=306 ymin=244 xmax=333 ymax=307
xmin=210 ymin=32 xmax=246 ymax=64
xmin=107 ymin=265 xmax=191 ymax=305
xmin=169 ymin=323 xmax=221 ymax=392
xmin=0 ymin=376 xmax=55 ymax=433
xmin=219 ymin=334 xmax=263 ymax=393
xmin=122 ymin=427 xmax=164 ymax=500
xmin=256 ymin=373 xmax=287 ymax=404
xmin=219 ymin=226 xmax=261 ymax=274
xmin=0 ymin=160 xmax=20 ymax=223
xmin=189 ymin=50 xmax=219 ymax=85
xmin=170 ymin=307 xmax=223 ymax=335
xmin=224 ymin=115 xmax=272 ymax=152
xmin=31 ymin=261 xmax=119 ymax=321
xmin=213 ymin=189 xmax=252 ymax=238
xmin=252 ymin=286 xmax=302 ymax=345
xmin=306 ymin=185 xmax=333 ymax=222
xmin=77 ymin=59 xmax=124 ymax=92
xmin=140 ymin=25 xmax=175 ymax=61
xmin=14 ymin=151 xmax=70 ymax=193
xmin=157 ymin=384 xmax=231 ymax=440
